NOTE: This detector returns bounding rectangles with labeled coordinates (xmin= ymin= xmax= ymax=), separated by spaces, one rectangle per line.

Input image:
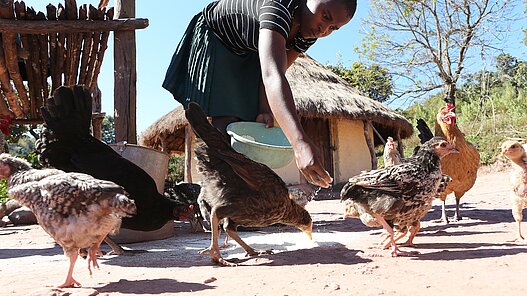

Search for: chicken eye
xmin=440 ymin=143 xmax=447 ymax=148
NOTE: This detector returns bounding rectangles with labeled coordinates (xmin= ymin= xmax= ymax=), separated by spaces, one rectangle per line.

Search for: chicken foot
xmin=508 ymin=220 xmax=526 ymax=243
xmin=399 ymin=222 xmax=421 ymax=248
xmin=87 ymin=235 xmax=106 ymax=275
xmin=374 ymin=214 xmax=418 ymax=257
xmin=58 ymin=249 xmax=82 ymax=288
xmin=199 ymin=210 xmax=235 ymax=266
xmin=453 ymin=198 xmax=463 ymax=221
xmin=225 ymin=227 xmax=273 ymax=257
xmin=439 ymin=201 xmax=450 ymax=224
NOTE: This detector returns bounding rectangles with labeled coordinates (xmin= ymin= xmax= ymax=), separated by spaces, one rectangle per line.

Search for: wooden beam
xmin=113 ymin=0 xmax=137 ymax=143
xmin=184 ymin=125 xmax=193 ymax=183
xmin=0 ymin=18 xmax=148 ymax=33
xmin=363 ymin=120 xmax=377 ymax=170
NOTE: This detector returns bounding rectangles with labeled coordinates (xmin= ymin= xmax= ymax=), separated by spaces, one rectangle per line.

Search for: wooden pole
xmin=184 ymin=125 xmax=193 ymax=183
xmin=113 ymin=0 xmax=136 ymax=143
xmin=363 ymin=120 xmax=377 ymax=170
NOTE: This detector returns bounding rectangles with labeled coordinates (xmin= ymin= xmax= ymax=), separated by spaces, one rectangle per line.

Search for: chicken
xmin=184 ymin=102 xmax=312 ymax=266
xmin=0 ymin=153 xmax=136 ymax=288
xmin=383 ymin=137 xmax=403 ymax=167
xmin=35 ymin=85 xmax=195 ymax=253
xmin=500 ymin=140 xmax=527 ymax=242
xmin=416 ymin=104 xmax=481 ymax=223
xmin=340 ymin=137 xmax=459 ymax=256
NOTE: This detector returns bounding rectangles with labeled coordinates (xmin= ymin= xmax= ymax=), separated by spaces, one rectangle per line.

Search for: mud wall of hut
xmin=332 ymin=120 xmax=373 ymax=183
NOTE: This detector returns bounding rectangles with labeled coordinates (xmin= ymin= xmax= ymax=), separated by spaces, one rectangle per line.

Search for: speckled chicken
xmin=185 ymin=102 xmax=312 ymax=266
xmin=0 ymin=153 xmax=136 ymax=288
xmin=341 ymin=137 xmax=459 ymax=256
xmin=36 ymin=85 xmax=195 ymax=254
xmin=500 ymin=140 xmax=527 ymax=242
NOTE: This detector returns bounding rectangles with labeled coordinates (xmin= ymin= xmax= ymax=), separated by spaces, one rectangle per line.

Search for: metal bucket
xmin=109 ymin=143 xmax=173 ymax=243
xmin=110 ymin=143 xmax=170 ymax=194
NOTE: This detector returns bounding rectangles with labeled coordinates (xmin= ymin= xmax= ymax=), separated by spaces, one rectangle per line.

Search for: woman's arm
xmin=258 ymin=28 xmax=332 ymax=188
xmin=256 ymin=49 xmax=301 ymax=127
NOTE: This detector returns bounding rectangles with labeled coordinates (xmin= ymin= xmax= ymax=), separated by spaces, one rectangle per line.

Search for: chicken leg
xmin=224 ymin=227 xmax=273 ymax=257
xmin=58 ymin=249 xmax=82 ymax=288
xmin=199 ymin=210 xmax=235 ymax=266
xmin=399 ymin=222 xmax=421 ymax=247
xmin=508 ymin=220 xmax=526 ymax=242
xmin=374 ymin=214 xmax=418 ymax=257
xmin=87 ymin=235 xmax=106 ymax=275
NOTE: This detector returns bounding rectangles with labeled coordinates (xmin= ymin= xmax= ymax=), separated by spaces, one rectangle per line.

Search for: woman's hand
xmin=293 ymin=138 xmax=333 ymax=188
xmin=256 ymin=112 xmax=275 ymax=128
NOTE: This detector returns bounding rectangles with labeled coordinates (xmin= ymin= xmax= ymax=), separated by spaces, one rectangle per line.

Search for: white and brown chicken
xmin=500 ymin=140 xmax=527 ymax=242
xmin=341 ymin=137 xmax=459 ymax=256
xmin=0 ymin=153 xmax=136 ymax=288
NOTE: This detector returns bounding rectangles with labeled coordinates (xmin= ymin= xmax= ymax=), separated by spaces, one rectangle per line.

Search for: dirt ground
xmin=2 ymin=166 xmax=527 ymax=296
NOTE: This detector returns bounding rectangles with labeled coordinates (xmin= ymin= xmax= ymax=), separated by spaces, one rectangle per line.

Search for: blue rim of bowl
xmin=226 ymin=123 xmax=292 ymax=150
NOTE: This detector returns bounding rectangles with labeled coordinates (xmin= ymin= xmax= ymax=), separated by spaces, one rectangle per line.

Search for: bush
xmin=167 ymin=155 xmax=185 ymax=183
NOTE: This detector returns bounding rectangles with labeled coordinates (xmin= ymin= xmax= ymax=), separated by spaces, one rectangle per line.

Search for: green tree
xmin=360 ymin=0 xmax=518 ymax=106
xmin=101 ymin=115 xmax=115 ymax=144
xmin=327 ymin=61 xmax=393 ymax=103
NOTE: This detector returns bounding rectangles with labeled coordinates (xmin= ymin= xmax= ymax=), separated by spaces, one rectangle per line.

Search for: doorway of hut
xmin=300 ymin=117 xmax=334 ymax=184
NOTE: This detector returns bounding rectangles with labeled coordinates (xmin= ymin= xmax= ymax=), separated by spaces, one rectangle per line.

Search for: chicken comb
xmin=446 ymin=104 xmax=455 ymax=112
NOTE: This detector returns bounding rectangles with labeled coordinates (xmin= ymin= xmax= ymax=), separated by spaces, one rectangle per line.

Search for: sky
xmin=31 ymin=1 xmax=526 ymax=134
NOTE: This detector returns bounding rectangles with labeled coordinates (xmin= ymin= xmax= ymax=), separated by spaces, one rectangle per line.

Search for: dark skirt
xmin=162 ymin=13 xmax=261 ymax=121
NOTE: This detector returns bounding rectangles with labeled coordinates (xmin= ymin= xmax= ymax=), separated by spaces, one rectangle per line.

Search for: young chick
xmin=0 ymin=154 xmax=136 ymax=288
xmin=500 ymin=140 xmax=527 ymax=242
xmin=185 ymin=102 xmax=312 ymax=266
xmin=341 ymin=137 xmax=459 ymax=256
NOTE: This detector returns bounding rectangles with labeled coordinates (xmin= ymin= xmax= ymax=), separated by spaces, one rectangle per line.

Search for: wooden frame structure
xmin=0 ymin=0 xmax=146 ymax=142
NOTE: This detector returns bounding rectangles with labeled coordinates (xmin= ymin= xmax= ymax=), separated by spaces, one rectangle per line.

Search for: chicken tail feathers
xmin=37 ymin=85 xmax=94 ymax=167
xmin=416 ymin=119 xmax=434 ymax=144
xmin=184 ymin=102 xmax=231 ymax=151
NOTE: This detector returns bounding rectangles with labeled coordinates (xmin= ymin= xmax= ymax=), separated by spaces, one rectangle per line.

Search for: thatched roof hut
xmin=140 ymin=54 xmax=413 ymax=185
xmin=140 ymin=54 xmax=412 ymax=154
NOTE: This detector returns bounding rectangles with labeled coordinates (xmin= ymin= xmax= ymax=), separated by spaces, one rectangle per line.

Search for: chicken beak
xmin=302 ymin=222 xmax=313 ymax=240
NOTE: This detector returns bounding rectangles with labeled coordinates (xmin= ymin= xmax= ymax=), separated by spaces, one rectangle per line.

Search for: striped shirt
xmin=203 ymin=0 xmax=317 ymax=55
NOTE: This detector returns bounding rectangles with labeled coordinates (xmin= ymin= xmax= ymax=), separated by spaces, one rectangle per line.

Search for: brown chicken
xmin=185 ymin=102 xmax=312 ymax=266
xmin=500 ymin=140 xmax=527 ymax=242
xmin=0 ymin=153 xmax=136 ymax=288
xmin=341 ymin=137 xmax=459 ymax=256
xmin=433 ymin=104 xmax=480 ymax=223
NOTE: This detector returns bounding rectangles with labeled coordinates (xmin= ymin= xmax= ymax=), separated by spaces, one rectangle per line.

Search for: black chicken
xmin=341 ymin=137 xmax=459 ymax=256
xmin=35 ymin=85 xmax=195 ymax=252
xmin=185 ymin=102 xmax=312 ymax=266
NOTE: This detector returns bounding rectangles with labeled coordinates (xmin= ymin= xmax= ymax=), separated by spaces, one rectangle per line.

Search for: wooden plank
xmin=56 ymin=4 xmax=66 ymax=89
xmin=0 ymin=0 xmax=28 ymax=116
xmin=24 ymin=7 xmax=43 ymax=119
xmin=85 ymin=4 xmax=101 ymax=88
xmin=35 ymin=11 xmax=49 ymax=110
xmin=64 ymin=0 xmax=78 ymax=86
xmin=0 ymin=37 xmax=17 ymax=117
xmin=46 ymin=4 xmax=60 ymax=92
xmin=113 ymin=0 xmax=137 ymax=143
xmin=89 ymin=7 xmax=113 ymax=91
xmin=184 ymin=126 xmax=193 ymax=183
xmin=0 ymin=18 xmax=149 ymax=33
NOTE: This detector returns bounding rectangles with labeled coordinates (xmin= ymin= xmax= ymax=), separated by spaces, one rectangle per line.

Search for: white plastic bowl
xmin=226 ymin=122 xmax=294 ymax=169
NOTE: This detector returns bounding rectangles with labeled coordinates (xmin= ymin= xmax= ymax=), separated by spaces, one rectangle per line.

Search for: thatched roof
xmin=140 ymin=54 xmax=413 ymax=154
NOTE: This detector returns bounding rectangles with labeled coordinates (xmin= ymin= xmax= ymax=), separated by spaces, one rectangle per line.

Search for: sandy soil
xmin=1 ymin=167 xmax=527 ymax=296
